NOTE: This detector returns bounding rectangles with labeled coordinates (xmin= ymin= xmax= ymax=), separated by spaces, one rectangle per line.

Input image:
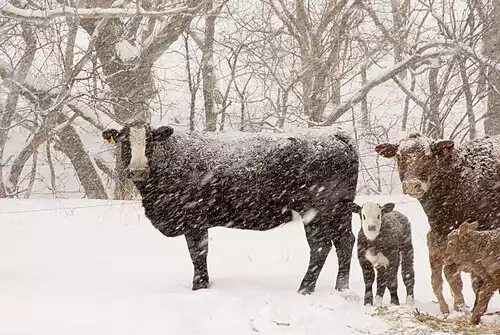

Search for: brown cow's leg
xmin=470 ymin=277 xmax=495 ymax=325
xmin=427 ymin=231 xmax=449 ymax=314
xmin=443 ymin=263 xmax=466 ymax=311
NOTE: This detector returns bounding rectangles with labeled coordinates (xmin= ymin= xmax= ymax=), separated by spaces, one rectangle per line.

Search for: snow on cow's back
xmin=457 ymin=134 xmax=500 ymax=186
xmin=207 ymin=125 xmax=355 ymax=158
xmin=153 ymin=126 xmax=356 ymax=173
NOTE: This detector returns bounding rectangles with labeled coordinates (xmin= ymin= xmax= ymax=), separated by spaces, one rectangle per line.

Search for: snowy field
xmin=0 ymin=195 xmax=499 ymax=334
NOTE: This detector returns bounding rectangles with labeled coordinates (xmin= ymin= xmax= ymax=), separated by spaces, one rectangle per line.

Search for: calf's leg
xmin=387 ymin=254 xmax=400 ymax=306
xmin=358 ymin=250 xmax=375 ymax=305
xmin=185 ymin=230 xmax=210 ymax=290
xmin=400 ymin=235 xmax=415 ymax=305
xmin=374 ymin=267 xmax=387 ymax=305
xmin=470 ymin=277 xmax=495 ymax=325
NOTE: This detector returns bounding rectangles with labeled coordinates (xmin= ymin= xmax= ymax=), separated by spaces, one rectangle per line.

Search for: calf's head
xmin=444 ymin=221 xmax=479 ymax=266
xmin=375 ymin=133 xmax=455 ymax=198
xmin=350 ymin=202 xmax=395 ymax=240
xmin=102 ymin=121 xmax=174 ymax=181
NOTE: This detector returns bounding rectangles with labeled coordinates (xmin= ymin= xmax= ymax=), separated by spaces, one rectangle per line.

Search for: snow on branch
xmin=1 ymin=3 xmax=200 ymax=21
xmin=322 ymin=45 xmax=457 ymax=126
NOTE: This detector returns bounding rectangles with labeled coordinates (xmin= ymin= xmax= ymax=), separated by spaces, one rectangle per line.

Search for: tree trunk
xmin=55 ymin=121 xmax=108 ymax=199
xmin=202 ymin=0 xmax=217 ymax=131
xmin=0 ymin=23 xmax=36 ymax=197
xmin=483 ymin=0 xmax=500 ymax=136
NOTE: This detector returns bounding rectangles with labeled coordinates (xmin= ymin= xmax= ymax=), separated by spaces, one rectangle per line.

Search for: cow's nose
xmin=367 ymin=225 xmax=377 ymax=232
xmin=402 ymin=180 xmax=422 ymax=195
xmin=127 ymin=169 xmax=149 ymax=181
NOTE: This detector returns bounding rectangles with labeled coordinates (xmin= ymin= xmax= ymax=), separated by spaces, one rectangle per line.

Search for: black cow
xmin=102 ymin=121 xmax=359 ymax=294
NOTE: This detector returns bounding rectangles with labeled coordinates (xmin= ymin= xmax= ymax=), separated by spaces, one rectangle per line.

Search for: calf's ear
xmin=375 ymin=142 xmax=399 ymax=158
xmin=431 ymin=140 xmax=454 ymax=156
xmin=458 ymin=220 xmax=479 ymax=233
xmin=152 ymin=126 xmax=174 ymax=142
xmin=381 ymin=202 xmax=395 ymax=214
xmin=102 ymin=129 xmax=120 ymax=145
xmin=348 ymin=202 xmax=361 ymax=214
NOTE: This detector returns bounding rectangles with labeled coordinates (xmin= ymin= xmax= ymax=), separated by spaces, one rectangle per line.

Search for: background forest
xmin=0 ymin=0 xmax=499 ymax=200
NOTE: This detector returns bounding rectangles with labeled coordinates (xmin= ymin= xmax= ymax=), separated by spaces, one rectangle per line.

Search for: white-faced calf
xmin=350 ymin=202 xmax=415 ymax=306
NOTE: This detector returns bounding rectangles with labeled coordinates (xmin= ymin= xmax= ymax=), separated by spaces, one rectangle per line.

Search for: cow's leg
xmin=298 ymin=222 xmax=333 ymax=295
xmin=185 ymin=230 xmax=210 ymax=290
xmin=443 ymin=263 xmax=466 ymax=311
xmin=427 ymin=231 xmax=450 ymax=314
xmin=332 ymin=216 xmax=355 ymax=291
xmin=358 ymin=249 xmax=375 ymax=305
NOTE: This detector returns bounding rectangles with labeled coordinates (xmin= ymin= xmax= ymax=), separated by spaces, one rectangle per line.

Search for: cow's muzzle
xmin=402 ymin=179 xmax=427 ymax=198
xmin=127 ymin=168 xmax=149 ymax=181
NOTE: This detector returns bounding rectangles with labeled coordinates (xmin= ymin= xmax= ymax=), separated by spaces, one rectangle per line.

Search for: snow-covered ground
xmin=0 ymin=195 xmax=499 ymax=334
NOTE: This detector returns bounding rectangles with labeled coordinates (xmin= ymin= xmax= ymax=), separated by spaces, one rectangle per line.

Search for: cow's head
xmin=350 ymin=202 xmax=395 ymax=240
xmin=444 ymin=221 xmax=479 ymax=266
xmin=375 ymin=133 xmax=455 ymax=198
xmin=102 ymin=121 xmax=174 ymax=181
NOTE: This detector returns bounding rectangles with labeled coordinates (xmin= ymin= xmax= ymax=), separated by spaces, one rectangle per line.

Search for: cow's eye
xmin=377 ymin=215 xmax=380 ymax=220
xmin=362 ymin=214 xmax=366 ymax=220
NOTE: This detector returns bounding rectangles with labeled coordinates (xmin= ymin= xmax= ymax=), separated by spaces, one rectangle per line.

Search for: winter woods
xmin=0 ymin=0 xmax=500 ymax=199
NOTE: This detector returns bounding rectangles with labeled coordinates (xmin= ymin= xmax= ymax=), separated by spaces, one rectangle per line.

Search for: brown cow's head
xmin=375 ymin=133 xmax=455 ymax=198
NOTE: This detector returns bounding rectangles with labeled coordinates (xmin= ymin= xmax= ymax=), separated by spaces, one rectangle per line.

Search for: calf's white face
xmin=128 ymin=126 xmax=148 ymax=172
xmin=350 ymin=202 xmax=395 ymax=241
xmin=360 ymin=203 xmax=383 ymax=240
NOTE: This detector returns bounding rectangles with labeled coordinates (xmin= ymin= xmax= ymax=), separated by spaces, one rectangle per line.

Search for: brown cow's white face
xmin=375 ymin=133 xmax=455 ymax=199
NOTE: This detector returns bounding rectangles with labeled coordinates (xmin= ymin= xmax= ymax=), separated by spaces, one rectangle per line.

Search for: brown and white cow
xmin=375 ymin=133 xmax=500 ymax=314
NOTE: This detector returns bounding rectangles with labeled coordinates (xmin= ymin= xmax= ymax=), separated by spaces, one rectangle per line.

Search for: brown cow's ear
xmin=431 ymin=140 xmax=454 ymax=156
xmin=375 ymin=143 xmax=399 ymax=158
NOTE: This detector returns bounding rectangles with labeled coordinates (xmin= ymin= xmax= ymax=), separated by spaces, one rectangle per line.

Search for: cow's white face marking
xmin=129 ymin=126 xmax=148 ymax=171
xmin=361 ymin=203 xmax=382 ymax=241
xmin=365 ymin=250 xmax=389 ymax=268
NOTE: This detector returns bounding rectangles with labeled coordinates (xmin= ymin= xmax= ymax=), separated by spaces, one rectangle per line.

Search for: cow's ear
xmin=375 ymin=142 xmax=399 ymax=158
xmin=102 ymin=128 xmax=120 ymax=145
xmin=431 ymin=140 xmax=454 ymax=156
xmin=349 ymin=202 xmax=361 ymax=214
xmin=459 ymin=220 xmax=478 ymax=234
xmin=381 ymin=202 xmax=395 ymax=214
xmin=152 ymin=126 xmax=174 ymax=142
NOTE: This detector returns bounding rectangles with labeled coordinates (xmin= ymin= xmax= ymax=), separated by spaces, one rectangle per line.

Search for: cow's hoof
xmin=298 ymin=286 xmax=315 ymax=295
xmin=390 ymin=299 xmax=400 ymax=306
xmin=470 ymin=315 xmax=481 ymax=325
xmin=438 ymin=301 xmax=450 ymax=315
xmin=364 ymin=299 xmax=373 ymax=306
xmin=406 ymin=296 xmax=415 ymax=306
xmin=335 ymin=279 xmax=349 ymax=292
xmin=454 ymin=302 xmax=469 ymax=313
xmin=192 ymin=281 xmax=210 ymax=291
